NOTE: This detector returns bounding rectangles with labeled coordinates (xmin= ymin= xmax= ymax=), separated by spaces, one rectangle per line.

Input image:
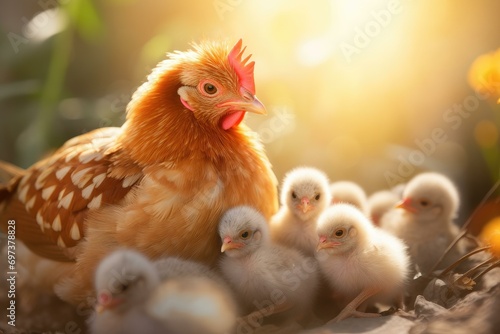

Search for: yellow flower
xmin=468 ymin=48 xmax=500 ymax=101
xmin=479 ymin=217 xmax=500 ymax=257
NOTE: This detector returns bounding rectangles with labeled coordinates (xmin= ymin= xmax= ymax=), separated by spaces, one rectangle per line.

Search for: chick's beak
xmin=316 ymin=236 xmax=341 ymax=252
xmin=96 ymin=291 xmax=123 ymax=313
xmin=221 ymin=236 xmax=245 ymax=252
xmin=396 ymin=198 xmax=418 ymax=213
xmin=217 ymin=87 xmax=267 ymax=115
xmin=297 ymin=197 xmax=313 ymax=214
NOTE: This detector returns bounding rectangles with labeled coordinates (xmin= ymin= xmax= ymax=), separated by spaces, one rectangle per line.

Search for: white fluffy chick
xmin=270 ymin=167 xmax=331 ymax=256
xmin=153 ymin=256 xmax=238 ymax=331
xmin=329 ymin=181 xmax=368 ymax=214
xmin=367 ymin=190 xmax=400 ymax=226
xmin=382 ymin=172 xmax=461 ymax=274
xmin=219 ymin=206 xmax=319 ymax=326
xmin=91 ymin=249 xmax=237 ymax=334
xmin=90 ymin=249 xmax=164 ymax=334
xmin=147 ymin=276 xmax=237 ymax=334
xmin=316 ymin=204 xmax=409 ymax=323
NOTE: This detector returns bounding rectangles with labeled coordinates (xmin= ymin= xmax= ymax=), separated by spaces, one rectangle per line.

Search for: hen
xmin=0 ymin=39 xmax=278 ymax=305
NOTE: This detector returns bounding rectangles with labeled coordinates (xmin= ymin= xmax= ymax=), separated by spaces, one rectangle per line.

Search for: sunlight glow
xmin=297 ymin=37 xmax=334 ymax=66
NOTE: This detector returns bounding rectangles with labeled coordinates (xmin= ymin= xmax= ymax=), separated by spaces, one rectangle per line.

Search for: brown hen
xmin=0 ymin=39 xmax=278 ymax=305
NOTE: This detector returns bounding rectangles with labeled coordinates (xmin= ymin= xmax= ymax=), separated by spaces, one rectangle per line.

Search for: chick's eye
xmin=291 ymin=192 xmax=297 ymax=199
xmin=315 ymin=194 xmax=321 ymax=200
xmin=117 ymin=283 xmax=129 ymax=293
xmin=334 ymin=228 xmax=346 ymax=238
xmin=241 ymin=230 xmax=251 ymax=239
xmin=203 ymin=83 xmax=217 ymax=95
xmin=419 ymin=199 xmax=430 ymax=207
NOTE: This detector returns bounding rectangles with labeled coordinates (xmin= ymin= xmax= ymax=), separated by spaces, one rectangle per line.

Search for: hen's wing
xmin=0 ymin=128 xmax=143 ymax=261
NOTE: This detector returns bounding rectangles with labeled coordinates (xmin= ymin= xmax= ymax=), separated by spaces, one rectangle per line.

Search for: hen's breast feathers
xmin=111 ymin=126 xmax=278 ymax=262
xmin=1 ymin=127 xmax=144 ymax=260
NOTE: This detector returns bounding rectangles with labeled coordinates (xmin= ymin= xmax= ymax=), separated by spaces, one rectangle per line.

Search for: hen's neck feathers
xmin=116 ymin=62 xmax=262 ymax=168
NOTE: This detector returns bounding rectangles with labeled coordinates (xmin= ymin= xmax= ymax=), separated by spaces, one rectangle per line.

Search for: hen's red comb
xmin=228 ymin=39 xmax=256 ymax=95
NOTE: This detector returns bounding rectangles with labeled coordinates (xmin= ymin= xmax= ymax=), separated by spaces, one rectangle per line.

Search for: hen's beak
xmin=217 ymin=88 xmax=267 ymax=115
xmin=221 ymin=236 xmax=245 ymax=252
xmin=316 ymin=236 xmax=341 ymax=252
xmin=396 ymin=198 xmax=418 ymax=213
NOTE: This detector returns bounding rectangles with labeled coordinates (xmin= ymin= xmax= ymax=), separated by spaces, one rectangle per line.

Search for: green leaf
xmin=68 ymin=0 xmax=104 ymax=42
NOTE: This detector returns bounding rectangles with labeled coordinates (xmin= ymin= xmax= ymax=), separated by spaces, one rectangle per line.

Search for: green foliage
xmin=67 ymin=0 xmax=104 ymax=43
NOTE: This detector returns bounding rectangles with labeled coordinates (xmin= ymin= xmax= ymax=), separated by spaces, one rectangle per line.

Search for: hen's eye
xmin=334 ymin=228 xmax=346 ymax=238
xmin=315 ymin=194 xmax=321 ymax=200
xmin=291 ymin=192 xmax=297 ymax=199
xmin=203 ymin=83 xmax=217 ymax=95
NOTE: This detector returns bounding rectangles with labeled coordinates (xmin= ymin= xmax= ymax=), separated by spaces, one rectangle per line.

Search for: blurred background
xmin=0 ymin=0 xmax=499 ymax=229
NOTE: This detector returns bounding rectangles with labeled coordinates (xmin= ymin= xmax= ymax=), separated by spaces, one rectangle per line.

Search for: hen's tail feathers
xmin=0 ymin=160 xmax=25 ymax=204
xmin=0 ymin=160 xmax=25 ymax=182
xmin=0 ymin=160 xmax=24 ymax=202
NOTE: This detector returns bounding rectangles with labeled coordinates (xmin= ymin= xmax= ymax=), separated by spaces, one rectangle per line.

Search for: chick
xmin=153 ymin=256 xmax=238 ymax=330
xmin=90 ymin=249 xmax=164 ymax=334
xmin=382 ymin=172 xmax=461 ymax=274
xmin=146 ymin=276 xmax=237 ymax=334
xmin=329 ymin=181 xmax=368 ymax=214
xmin=316 ymin=204 xmax=409 ymax=323
xmin=91 ymin=249 xmax=236 ymax=334
xmin=270 ymin=167 xmax=331 ymax=256
xmin=219 ymin=206 xmax=319 ymax=328
xmin=367 ymin=190 xmax=400 ymax=226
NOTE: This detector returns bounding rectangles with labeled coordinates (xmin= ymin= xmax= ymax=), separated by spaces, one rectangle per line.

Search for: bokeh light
xmin=468 ymin=47 xmax=500 ymax=102
xmin=474 ymin=120 xmax=499 ymax=149
xmin=480 ymin=217 xmax=500 ymax=257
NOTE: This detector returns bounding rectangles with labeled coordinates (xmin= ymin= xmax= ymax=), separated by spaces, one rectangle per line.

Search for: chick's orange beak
xmin=396 ymin=198 xmax=418 ymax=213
xmin=221 ymin=236 xmax=245 ymax=252
xmin=316 ymin=235 xmax=341 ymax=252
xmin=297 ymin=197 xmax=313 ymax=214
